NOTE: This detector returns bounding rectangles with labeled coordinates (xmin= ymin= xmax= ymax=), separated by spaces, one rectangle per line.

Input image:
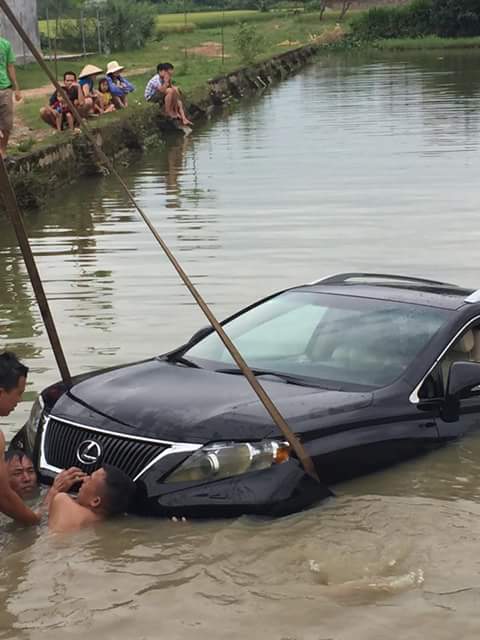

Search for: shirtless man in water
xmin=45 ymin=465 xmax=136 ymax=533
xmin=0 ymin=352 xmax=40 ymax=525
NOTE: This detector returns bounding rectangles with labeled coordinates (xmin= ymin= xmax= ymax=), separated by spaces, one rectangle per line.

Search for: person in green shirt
xmin=0 ymin=36 xmax=21 ymax=159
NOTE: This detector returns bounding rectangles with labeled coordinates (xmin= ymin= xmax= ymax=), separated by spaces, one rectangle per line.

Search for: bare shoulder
xmin=0 ymin=430 xmax=5 ymax=454
xmin=49 ymin=493 xmax=99 ymax=534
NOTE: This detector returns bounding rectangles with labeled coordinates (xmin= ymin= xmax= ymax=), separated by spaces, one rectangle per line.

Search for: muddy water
xmin=2 ymin=50 xmax=480 ymax=638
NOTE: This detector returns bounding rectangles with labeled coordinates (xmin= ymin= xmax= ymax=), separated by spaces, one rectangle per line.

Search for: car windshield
xmin=183 ymin=291 xmax=451 ymax=389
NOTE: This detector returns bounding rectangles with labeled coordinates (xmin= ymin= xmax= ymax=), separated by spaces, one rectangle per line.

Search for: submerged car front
xmin=19 ymin=286 xmax=451 ymax=517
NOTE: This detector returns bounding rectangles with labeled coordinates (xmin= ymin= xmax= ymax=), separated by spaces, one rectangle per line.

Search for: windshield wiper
xmin=215 ymin=367 xmax=322 ymax=388
xmin=164 ymin=353 xmax=201 ymax=369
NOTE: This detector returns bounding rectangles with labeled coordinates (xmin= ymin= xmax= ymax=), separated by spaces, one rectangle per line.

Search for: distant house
xmin=0 ymin=0 xmax=40 ymax=64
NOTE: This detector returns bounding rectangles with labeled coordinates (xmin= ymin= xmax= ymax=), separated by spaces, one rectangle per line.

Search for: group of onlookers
xmin=1 ymin=33 xmax=195 ymax=161
xmin=40 ymin=60 xmax=135 ymax=131
xmin=40 ymin=60 xmax=192 ymax=133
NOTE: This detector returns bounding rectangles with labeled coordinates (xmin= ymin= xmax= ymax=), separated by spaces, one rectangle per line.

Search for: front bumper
xmin=27 ymin=414 xmax=330 ymax=518
xmin=136 ymin=458 xmax=330 ymax=518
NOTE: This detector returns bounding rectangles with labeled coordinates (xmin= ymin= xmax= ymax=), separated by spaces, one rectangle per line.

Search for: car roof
xmin=293 ymin=272 xmax=478 ymax=311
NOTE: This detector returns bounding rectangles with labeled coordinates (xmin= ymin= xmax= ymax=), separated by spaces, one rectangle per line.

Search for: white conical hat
xmin=106 ymin=60 xmax=125 ymax=75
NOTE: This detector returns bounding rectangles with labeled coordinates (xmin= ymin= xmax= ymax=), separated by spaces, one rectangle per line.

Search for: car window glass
xmin=185 ymin=292 xmax=450 ymax=389
xmin=423 ymin=325 xmax=480 ymax=397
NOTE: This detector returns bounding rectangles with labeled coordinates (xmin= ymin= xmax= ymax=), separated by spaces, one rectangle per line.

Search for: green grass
xmin=19 ymin=14 xmax=332 ymax=89
xmin=375 ymin=35 xmax=480 ymax=50
xmin=39 ymin=10 xmax=281 ymax=36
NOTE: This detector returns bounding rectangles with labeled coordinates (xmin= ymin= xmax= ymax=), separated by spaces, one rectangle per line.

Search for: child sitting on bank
xmin=98 ymin=77 xmax=115 ymax=113
xmin=51 ymin=91 xmax=74 ymax=131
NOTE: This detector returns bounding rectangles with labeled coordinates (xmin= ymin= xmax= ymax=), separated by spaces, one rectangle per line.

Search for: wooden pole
xmin=0 ymin=158 xmax=71 ymax=385
xmin=0 ymin=0 xmax=325 ymax=487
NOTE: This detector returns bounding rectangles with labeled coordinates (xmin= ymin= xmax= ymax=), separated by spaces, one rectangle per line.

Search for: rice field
xmin=38 ymin=10 xmax=278 ymax=36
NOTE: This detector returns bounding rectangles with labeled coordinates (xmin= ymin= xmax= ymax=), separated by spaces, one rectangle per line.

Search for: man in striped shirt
xmin=145 ymin=63 xmax=192 ymax=126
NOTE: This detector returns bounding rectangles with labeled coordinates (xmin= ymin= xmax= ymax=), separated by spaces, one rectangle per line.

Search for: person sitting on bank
xmin=98 ymin=77 xmax=115 ymax=113
xmin=40 ymin=70 xmax=91 ymax=130
xmin=0 ymin=352 xmax=40 ymax=526
xmin=79 ymin=64 xmax=103 ymax=115
xmin=45 ymin=465 xmax=136 ymax=534
xmin=6 ymin=448 xmax=38 ymax=499
xmin=106 ymin=61 xmax=135 ymax=110
xmin=144 ymin=62 xmax=192 ymax=127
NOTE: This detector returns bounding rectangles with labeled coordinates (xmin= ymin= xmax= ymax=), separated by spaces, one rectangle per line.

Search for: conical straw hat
xmin=79 ymin=64 xmax=103 ymax=79
xmin=106 ymin=60 xmax=125 ymax=75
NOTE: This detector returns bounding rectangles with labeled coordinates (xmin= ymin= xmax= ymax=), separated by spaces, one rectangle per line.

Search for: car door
xmin=426 ymin=324 xmax=480 ymax=440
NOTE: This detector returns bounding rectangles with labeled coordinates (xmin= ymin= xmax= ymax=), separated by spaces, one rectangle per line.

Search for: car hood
xmin=52 ymin=359 xmax=373 ymax=444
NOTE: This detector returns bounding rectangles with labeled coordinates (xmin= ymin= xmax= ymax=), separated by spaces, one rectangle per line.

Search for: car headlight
xmin=24 ymin=395 xmax=45 ymax=451
xmin=164 ymin=439 xmax=290 ymax=484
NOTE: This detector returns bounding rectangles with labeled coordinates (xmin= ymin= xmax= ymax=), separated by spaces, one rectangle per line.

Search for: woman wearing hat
xmin=79 ymin=64 xmax=103 ymax=115
xmin=106 ymin=61 xmax=135 ymax=109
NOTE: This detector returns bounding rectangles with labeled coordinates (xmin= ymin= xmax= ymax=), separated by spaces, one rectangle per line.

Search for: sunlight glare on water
xmin=2 ymin=50 xmax=480 ymax=638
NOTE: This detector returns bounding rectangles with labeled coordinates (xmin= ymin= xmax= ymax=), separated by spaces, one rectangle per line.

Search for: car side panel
xmin=437 ymin=396 xmax=480 ymax=440
xmin=306 ymin=411 xmax=440 ymax=484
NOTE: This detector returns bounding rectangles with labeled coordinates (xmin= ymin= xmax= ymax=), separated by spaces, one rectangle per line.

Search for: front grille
xmin=43 ymin=418 xmax=168 ymax=479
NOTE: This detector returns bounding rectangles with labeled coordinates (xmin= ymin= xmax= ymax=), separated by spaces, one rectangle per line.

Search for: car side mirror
xmin=446 ymin=361 xmax=480 ymax=400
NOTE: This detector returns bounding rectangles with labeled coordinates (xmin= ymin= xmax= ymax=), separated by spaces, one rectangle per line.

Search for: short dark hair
xmin=63 ymin=70 xmax=76 ymax=80
xmin=101 ymin=465 xmax=136 ymax=516
xmin=0 ymin=352 xmax=28 ymax=391
xmin=157 ymin=62 xmax=174 ymax=73
xmin=5 ymin=448 xmax=31 ymax=463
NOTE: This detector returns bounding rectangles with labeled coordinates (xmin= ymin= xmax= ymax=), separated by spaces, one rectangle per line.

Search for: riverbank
xmin=6 ymin=42 xmax=322 ymax=209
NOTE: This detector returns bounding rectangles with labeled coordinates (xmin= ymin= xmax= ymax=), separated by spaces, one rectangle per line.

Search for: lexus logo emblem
xmin=76 ymin=440 xmax=102 ymax=465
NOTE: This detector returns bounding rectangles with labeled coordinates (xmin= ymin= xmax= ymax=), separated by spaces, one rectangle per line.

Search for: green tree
xmin=233 ymin=21 xmax=266 ymax=64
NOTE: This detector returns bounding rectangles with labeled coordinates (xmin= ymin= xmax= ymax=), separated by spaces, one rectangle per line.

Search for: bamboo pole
xmin=0 ymin=0 xmax=325 ymax=486
xmin=0 ymin=158 xmax=71 ymax=385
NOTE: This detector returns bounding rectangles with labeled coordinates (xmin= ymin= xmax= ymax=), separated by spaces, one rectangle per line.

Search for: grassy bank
xmin=13 ymin=13 xmax=339 ymax=147
xmin=374 ymin=35 xmax=480 ymax=50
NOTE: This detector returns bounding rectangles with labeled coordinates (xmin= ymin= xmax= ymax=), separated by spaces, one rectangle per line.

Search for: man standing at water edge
xmin=0 ymin=352 xmax=40 ymax=525
xmin=0 ymin=35 xmax=21 ymax=159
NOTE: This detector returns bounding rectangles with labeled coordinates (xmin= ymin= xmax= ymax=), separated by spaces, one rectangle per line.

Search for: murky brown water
xmin=2 ymin=49 xmax=480 ymax=638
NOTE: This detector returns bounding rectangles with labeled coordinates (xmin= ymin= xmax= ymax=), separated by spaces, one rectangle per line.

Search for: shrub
xmin=233 ymin=21 xmax=266 ymax=63
xmin=57 ymin=17 xmax=100 ymax=52
xmin=350 ymin=0 xmax=433 ymax=40
xmin=103 ymin=0 xmax=156 ymax=51
xmin=430 ymin=0 xmax=480 ymax=36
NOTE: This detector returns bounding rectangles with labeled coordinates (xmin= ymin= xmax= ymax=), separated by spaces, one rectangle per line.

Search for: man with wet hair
xmin=0 ymin=352 xmax=40 ymax=525
xmin=5 ymin=448 xmax=38 ymax=499
xmin=46 ymin=464 xmax=136 ymax=533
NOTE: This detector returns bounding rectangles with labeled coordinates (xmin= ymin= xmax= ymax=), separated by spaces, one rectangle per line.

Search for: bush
xmin=350 ymin=0 xmax=433 ymax=40
xmin=352 ymin=0 xmax=480 ymax=41
xmin=430 ymin=0 xmax=480 ymax=36
xmin=57 ymin=17 xmax=100 ymax=52
xmin=103 ymin=0 xmax=156 ymax=51
xmin=233 ymin=21 xmax=266 ymax=63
